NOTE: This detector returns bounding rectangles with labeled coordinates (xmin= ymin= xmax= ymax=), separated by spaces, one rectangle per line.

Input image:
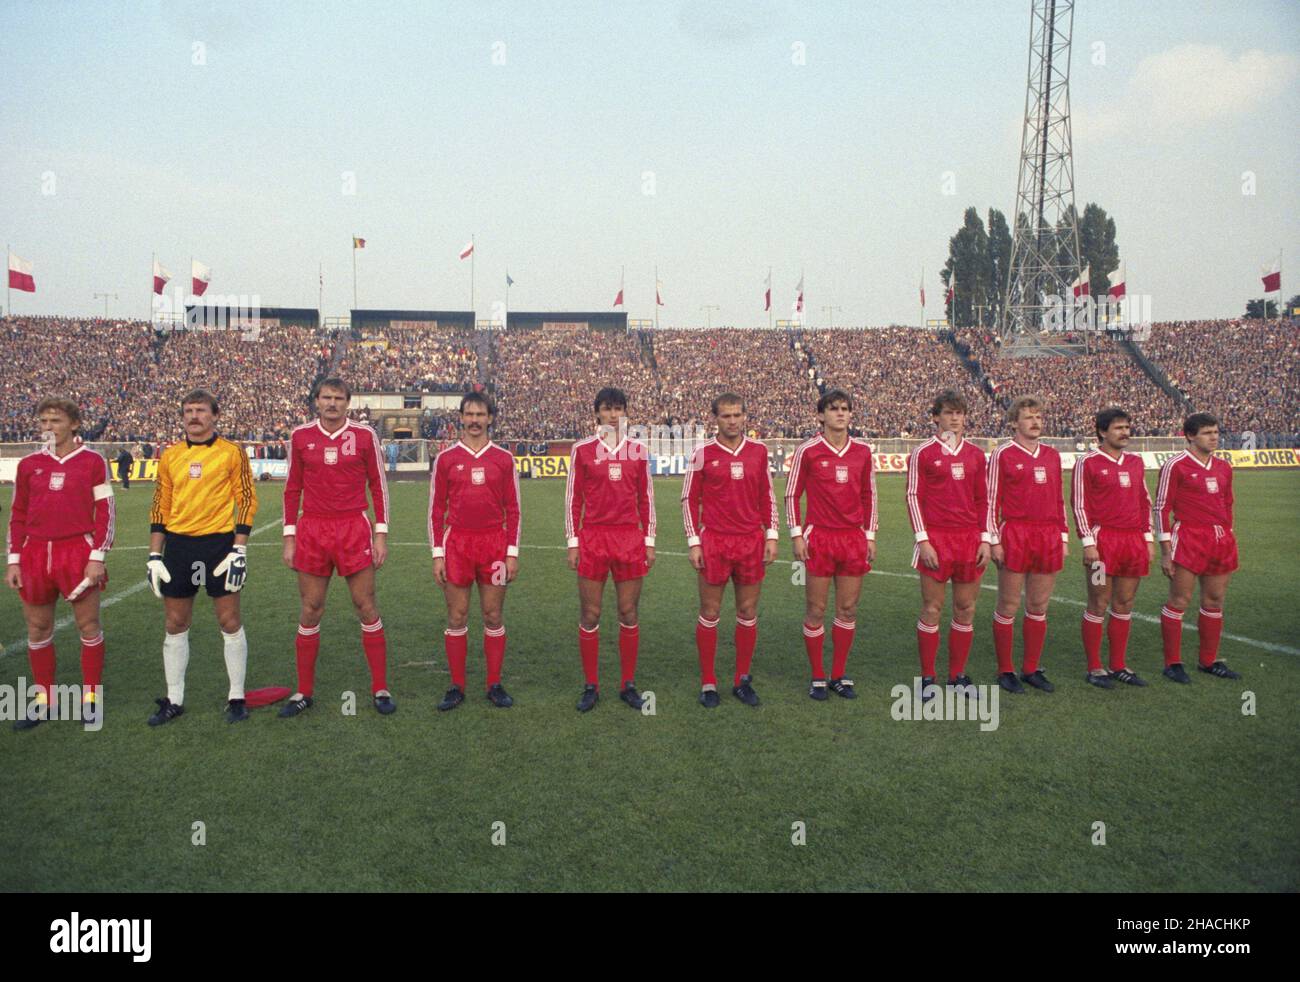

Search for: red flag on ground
xmin=192 ymin=259 xmax=211 ymax=296
xmin=8 ymin=252 xmax=35 ymax=292
xmin=1261 ymin=254 xmax=1281 ymax=293
xmin=153 ymin=259 xmax=172 ymax=295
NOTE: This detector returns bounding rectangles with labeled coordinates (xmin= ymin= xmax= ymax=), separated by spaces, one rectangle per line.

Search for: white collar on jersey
xmin=456 ymin=439 xmax=495 ymax=459
xmin=934 ymin=435 xmax=966 ymax=456
xmin=1009 ymin=438 xmax=1042 ymax=459
xmin=711 ymin=436 xmax=748 ymax=457
xmin=1097 ymin=446 xmax=1125 ymax=465
xmin=315 ymin=419 xmax=351 ymax=439
xmin=818 ymin=434 xmax=853 ymax=457
xmin=42 ymin=444 xmax=86 ymax=464
xmin=1185 ymin=449 xmax=1215 ymax=470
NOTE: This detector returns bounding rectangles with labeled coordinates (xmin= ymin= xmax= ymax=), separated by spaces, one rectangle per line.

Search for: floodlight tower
xmin=1001 ymin=0 xmax=1084 ymax=339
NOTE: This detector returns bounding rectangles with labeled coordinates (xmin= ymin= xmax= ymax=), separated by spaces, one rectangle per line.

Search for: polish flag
xmin=192 ymin=259 xmax=211 ymax=297
xmin=656 ymin=279 xmax=664 ymax=306
xmin=613 ymin=270 xmax=624 ymax=307
xmin=764 ymin=271 xmax=772 ymax=312
xmin=919 ymin=268 xmax=926 ymax=309
xmin=153 ymin=259 xmax=172 ymax=295
xmin=1071 ymin=265 xmax=1090 ymax=299
xmin=7 ymin=252 xmax=35 ymax=292
xmin=459 ymin=242 xmax=474 ymax=260
xmin=795 ymin=274 xmax=804 ymax=313
xmin=1108 ymin=262 xmax=1126 ymax=299
xmin=945 ymin=273 xmax=954 ymax=305
xmin=1261 ymin=254 xmax=1281 ymax=293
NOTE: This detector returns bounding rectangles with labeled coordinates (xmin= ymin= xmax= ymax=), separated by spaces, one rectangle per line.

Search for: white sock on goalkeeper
xmin=222 ymin=626 xmax=247 ymax=701
xmin=163 ymin=630 xmax=190 ymax=705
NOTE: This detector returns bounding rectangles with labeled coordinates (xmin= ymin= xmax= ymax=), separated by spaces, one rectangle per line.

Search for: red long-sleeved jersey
xmin=681 ymin=437 xmax=779 ymax=545
xmin=784 ymin=434 xmax=877 ymax=538
xmin=428 ymin=440 xmax=521 ymax=556
xmin=1154 ymin=450 xmax=1234 ymax=541
xmin=1071 ymin=448 xmax=1152 ymax=547
xmin=985 ymin=439 xmax=1068 ymax=544
xmin=283 ymin=420 xmax=389 ymax=535
xmin=904 ymin=436 xmax=991 ymax=541
xmin=565 ymin=434 xmax=656 ymax=546
xmin=7 ymin=446 xmax=115 ymax=562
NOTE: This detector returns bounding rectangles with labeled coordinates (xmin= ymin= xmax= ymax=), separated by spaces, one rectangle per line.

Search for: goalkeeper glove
xmin=146 ymin=553 xmax=171 ymax=598
xmin=213 ymin=544 xmax=248 ymax=592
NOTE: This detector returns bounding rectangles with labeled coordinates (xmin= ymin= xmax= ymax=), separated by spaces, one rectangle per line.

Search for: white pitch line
xmin=1 ymin=518 xmax=284 ymax=656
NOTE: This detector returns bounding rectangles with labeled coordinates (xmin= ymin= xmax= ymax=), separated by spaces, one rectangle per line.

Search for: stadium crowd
xmin=337 ymin=326 xmax=479 ymax=393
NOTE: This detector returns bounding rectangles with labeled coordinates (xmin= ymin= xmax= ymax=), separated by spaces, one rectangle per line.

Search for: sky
xmin=1 ymin=0 xmax=1297 ymax=326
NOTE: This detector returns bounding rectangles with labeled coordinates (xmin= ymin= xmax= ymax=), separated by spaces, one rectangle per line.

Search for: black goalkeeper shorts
xmin=161 ymin=532 xmax=238 ymax=598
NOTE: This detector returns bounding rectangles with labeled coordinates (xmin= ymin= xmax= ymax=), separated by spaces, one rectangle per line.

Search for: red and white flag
xmin=459 ymin=241 xmax=474 ymax=260
xmin=1071 ymin=265 xmax=1090 ymax=299
xmin=7 ymin=252 xmax=35 ymax=293
xmin=153 ymin=259 xmax=172 ymax=295
xmin=1261 ymin=254 xmax=1281 ymax=293
xmin=192 ymin=259 xmax=211 ymax=296
xmin=1108 ymin=262 xmax=1126 ymax=299
xmin=919 ymin=268 xmax=926 ymax=309
xmin=764 ymin=271 xmax=772 ymax=312
xmin=945 ymin=272 xmax=954 ymax=305
xmin=613 ymin=270 xmax=624 ymax=307
xmin=656 ymin=279 xmax=664 ymax=306
xmin=795 ymin=274 xmax=804 ymax=313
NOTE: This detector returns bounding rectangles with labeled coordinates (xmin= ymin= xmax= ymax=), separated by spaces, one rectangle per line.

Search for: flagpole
xmin=470 ymin=234 xmax=475 ymax=324
xmin=654 ymin=264 xmax=658 ymax=331
xmin=318 ymin=261 xmax=323 ymax=317
xmin=151 ymin=251 xmax=155 ymax=321
xmin=768 ymin=266 xmax=773 ymax=330
xmin=505 ymin=268 xmax=510 ymax=328
xmin=6 ymin=244 xmax=10 ymax=318
xmin=352 ymin=238 xmax=358 ymax=312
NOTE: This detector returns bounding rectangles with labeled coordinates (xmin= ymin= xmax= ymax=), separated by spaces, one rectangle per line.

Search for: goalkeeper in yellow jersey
xmin=146 ymin=389 xmax=258 ymax=725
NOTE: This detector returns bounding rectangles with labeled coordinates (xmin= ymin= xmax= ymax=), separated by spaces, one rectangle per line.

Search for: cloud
xmin=1076 ymin=43 xmax=1299 ymax=141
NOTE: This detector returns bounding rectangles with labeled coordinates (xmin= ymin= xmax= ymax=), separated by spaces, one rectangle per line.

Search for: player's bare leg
xmin=827 ymin=573 xmax=862 ymax=697
xmin=438 ymin=579 xmax=473 ymax=710
xmin=344 ymin=565 xmax=392 ymax=712
xmin=917 ymin=576 xmax=947 ymax=700
xmin=478 ymin=581 xmax=512 ymax=706
xmin=576 ymin=574 xmax=607 ymax=710
xmin=14 ymin=601 xmax=57 ymax=729
xmin=802 ymin=574 xmax=832 ymax=699
xmin=1160 ymin=563 xmax=1200 ymax=682
xmin=695 ymin=576 xmax=726 ymax=707
xmin=993 ymin=569 xmax=1026 ymax=689
xmin=614 ymin=576 xmax=644 ymax=707
xmin=1194 ymin=571 xmax=1236 ymax=679
xmin=1018 ymin=571 xmax=1058 ymax=690
xmin=731 ymin=579 xmax=762 ymax=705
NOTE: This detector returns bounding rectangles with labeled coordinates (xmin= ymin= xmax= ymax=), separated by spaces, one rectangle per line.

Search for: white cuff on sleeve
xmin=1143 ymin=532 xmax=1154 ymax=542
xmin=1079 ymin=535 xmax=1096 ymax=548
xmin=374 ymin=522 xmax=388 ymax=534
xmin=8 ymin=553 xmax=21 ymax=565
xmin=506 ymin=545 xmax=519 ymax=557
xmin=89 ymin=550 xmax=107 ymax=562
xmin=788 ymin=526 xmax=803 ymax=539
xmin=644 ymin=536 xmax=656 ymax=547
xmin=979 ymin=532 xmax=992 ymax=544
xmin=686 ymin=535 xmax=701 ymax=547
xmin=865 ymin=531 xmax=876 ymax=541
xmin=1061 ymin=532 xmax=1069 ymax=542
xmin=282 ymin=525 xmax=297 ymax=537
xmin=1158 ymin=533 xmax=1171 ymax=542
xmin=914 ymin=531 xmax=929 ymax=543
xmin=764 ymin=529 xmax=779 ymax=541
xmin=432 ymin=547 xmax=445 ymax=559
xmin=92 ymin=483 xmax=114 ymax=501
xmin=566 ymin=536 xmax=579 ymax=548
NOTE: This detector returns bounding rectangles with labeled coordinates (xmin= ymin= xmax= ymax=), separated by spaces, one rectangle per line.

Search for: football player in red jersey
xmin=682 ymin=393 xmax=780 ymax=708
xmin=429 ymin=392 xmax=521 ymax=710
xmin=785 ymin=390 xmax=877 ymax=700
xmin=1154 ymin=413 xmax=1240 ymax=682
xmin=280 ymin=378 xmax=394 ymax=717
xmin=1072 ymin=408 xmax=1154 ymax=688
xmin=987 ymin=396 xmax=1069 ymax=694
xmin=905 ymin=391 xmax=991 ymax=702
xmin=566 ymin=387 xmax=656 ymax=712
xmin=6 ymin=397 xmax=114 ymax=730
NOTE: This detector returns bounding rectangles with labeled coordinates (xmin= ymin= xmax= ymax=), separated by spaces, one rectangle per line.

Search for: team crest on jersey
xmin=471 ymin=466 xmax=486 ymax=485
xmin=730 ymin=461 xmax=744 ymax=480
xmin=1033 ymin=466 xmax=1047 ymax=484
xmin=324 ymin=447 xmax=339 ymax=465
xmin=49 ymin=472 xmax=65 ymax=491
xmin=950 ymin=463 xmax=965 ymax=480
xmin=835 ymin=465 xmax=849 ymax=484
xmin=189 ymin=462 xmax=203 ymax=479
xmin=1206 ymin=477 xmax=1219 ymax=494
xmin=1118 ymin=471 xmax=1131 ymax=488
xmin=608 ymin=463 xmax=623 ymax=481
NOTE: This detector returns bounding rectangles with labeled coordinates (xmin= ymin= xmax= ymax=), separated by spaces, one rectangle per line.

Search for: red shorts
xmin=1171 ymin=523 xmax=1238 ymax=576
xmin=577 ymin=525 xmax=648 ymax=582
xmin=18 ymin=535 xmax=106 ymax=605
xmin=914 ymin=527 xmax=986 ymax=583
xmin=1093 ymin=527 xmax=1150 ymax=579
xmin=445 ymin=527 xmax=510 ymax=587
xmin=700 ymin=529 xmax=767 ymax=586
xmin=294 ymin=513 xmax=374 ymax=578
xmin=998 ymin=520 xmax=1064 ymax=574
xmin=804 ymin=525 xmax=871 ymax=578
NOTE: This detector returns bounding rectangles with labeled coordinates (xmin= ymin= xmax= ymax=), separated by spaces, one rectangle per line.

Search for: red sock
xmin=445 ymin=626 xmax=469 ymax=689
xmin=579 ymin=625 xmax=600 ymax=686
xmin=295 ymin=624 xmax=321 ymax=696
xmin=1106 ymin=610 xmax=1132 ymax=671
xmin=484 ymin=625 xmax=506 ymax=687
xmin=734 ymin=616 xmax=757 ymax=686
xmin=1081 ymin=611 xmax=1105 ymax=673
xmin=618 ymin=622 xmax=639 ymax=688
xmin=992 ymin=613 xmax=1015 ymax=674
xmin=1022 ymin=612 xmax=1047 ymax=674
xmin=802 ymin=623 xmax=826 ymax=678
xmin=80 ymin=632 xmax=105 ymax=689
xmin=1160 ymin=605 xmax=1184 ymax=667
xmin=28 ymin=636 xmax=56 ymax=703
xmin=948 ymin=620 xmax=974 ymax=679
xmin=917 ymin=619 xmax=941 ymax=676
xmin=695 ymin=615 xmax=719 ymax=688
xmin=361 ymin=618 xmax=388 ymax=694
xmin=1197 ymin=607 xmax=1224 ymax=667
xmin=830 ymin=619 xmax=855 ymax=679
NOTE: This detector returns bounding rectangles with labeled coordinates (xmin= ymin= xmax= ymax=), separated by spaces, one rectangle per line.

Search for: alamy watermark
xmin=890 ymin=677 xmax=1000 ymax=731
xmin=1 ymin=677 xmax=102 ymax=730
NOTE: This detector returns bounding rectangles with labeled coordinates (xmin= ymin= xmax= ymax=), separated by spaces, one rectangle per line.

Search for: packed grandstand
xmin=0 ymin=314 xmax=1295 ymax=449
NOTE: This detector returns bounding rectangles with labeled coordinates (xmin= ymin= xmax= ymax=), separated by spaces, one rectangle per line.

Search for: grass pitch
xmin=2 ymin=471 xmax=1297 ymax=892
